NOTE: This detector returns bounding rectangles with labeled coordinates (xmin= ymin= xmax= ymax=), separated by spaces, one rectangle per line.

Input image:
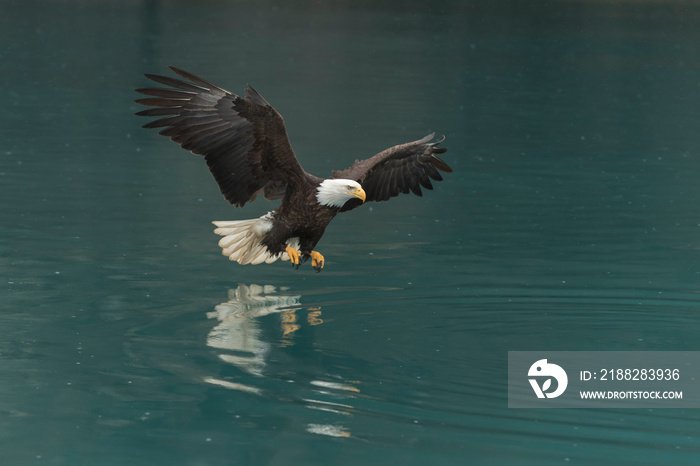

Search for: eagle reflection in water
xmin=205 ymin=284 xmax=306 ymax=378
xmin=203 ymin=284 xmax=355 ymax=438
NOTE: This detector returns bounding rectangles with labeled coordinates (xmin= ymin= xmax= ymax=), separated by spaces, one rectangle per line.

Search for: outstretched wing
xmin=332 ymin=133 xmax=451 ymax=211
xmin=135 ymin=66 xmax=305 ymax=207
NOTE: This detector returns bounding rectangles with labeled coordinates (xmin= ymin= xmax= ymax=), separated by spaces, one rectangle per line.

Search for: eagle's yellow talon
xmin=286 ymin=246 xmax=301 ymax=268
xmin=310 ymin=251 xmax=325 ymax=272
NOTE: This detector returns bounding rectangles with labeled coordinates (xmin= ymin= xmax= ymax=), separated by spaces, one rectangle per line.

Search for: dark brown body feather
xmin=135 ymin=67 xmax=452 ymax=262
xmin=261 ymin=175 xmax=337 ymax=257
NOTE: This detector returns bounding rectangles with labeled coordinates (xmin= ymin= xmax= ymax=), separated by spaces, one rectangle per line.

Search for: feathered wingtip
xmin=133 ymin=66 xmax=231 ymax=111
xmin=422 ymin=133 xmax=451 ymax=172
xmin=414 ymin=132 xmax=447 ymax=152
xmin=166 ymin=66 xmax=229 ymax=94
xmin=427 ymin=133 xmax=447 ymax=153
xmin=431 ymin=134 xmax=446 ymax=145
xmin=244 ymin=84 xmax=272 ymax=107
xmin=133 ymin=66 xmax=237 ymax=128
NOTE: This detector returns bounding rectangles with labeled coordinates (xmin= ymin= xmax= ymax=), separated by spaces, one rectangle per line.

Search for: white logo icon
xmin=528 ymin=359 xmax=568 ymax=398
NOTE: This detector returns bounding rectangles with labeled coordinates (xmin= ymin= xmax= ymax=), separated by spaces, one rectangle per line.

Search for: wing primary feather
xmin=418 ymin=169 xmax=434 ymax=190
xmin=143 ymin=73 xmax=212 ymax=92
xmin=430 ymin=155 xmax=453 ymax=173
xmin=134 ymin=97 xmax=189 ymax=107
xmin=167 ymin=66 xmax=228 ymax=94
xmin=135 ymin=88 xmax=197 ymax=98
xmin=408 ymin=171 xmax=423 ymax=196
xmin=142 ymin=113 xmax=226 ymax=129
xmin=135 ymin=107 xmax=181 ymax=117
xmin=422 ymin=162 xmax=441 ymax=180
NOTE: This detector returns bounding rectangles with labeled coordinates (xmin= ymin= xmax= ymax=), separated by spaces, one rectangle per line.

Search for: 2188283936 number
xmin=600 ymin=368 xmax=679 ymax=381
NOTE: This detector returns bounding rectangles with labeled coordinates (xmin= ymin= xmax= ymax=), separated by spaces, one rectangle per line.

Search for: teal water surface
xmin=3 ymin=1 xmax=700 ymax=465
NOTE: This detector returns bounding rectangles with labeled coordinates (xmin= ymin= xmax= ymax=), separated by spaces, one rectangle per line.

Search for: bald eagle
xmin=135 ymin=67 xmax=452 ymax=271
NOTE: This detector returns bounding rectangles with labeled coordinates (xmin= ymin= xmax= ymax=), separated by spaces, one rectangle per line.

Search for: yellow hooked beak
xmin=351 ymin=186 xmax=366 ymax=202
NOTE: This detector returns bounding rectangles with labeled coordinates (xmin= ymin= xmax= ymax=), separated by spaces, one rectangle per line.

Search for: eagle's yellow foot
xmin=286 ymin=246 xmax=301 ymax=269
xmin=310 ymin=251 xmax=325 ymax=272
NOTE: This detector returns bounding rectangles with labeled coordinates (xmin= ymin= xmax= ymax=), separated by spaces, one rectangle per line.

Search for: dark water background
xmin=3 ymin=1 xmax=700 ymax=464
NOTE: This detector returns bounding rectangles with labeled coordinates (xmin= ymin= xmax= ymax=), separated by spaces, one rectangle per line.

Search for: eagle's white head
xmin=316 ymin=179 xmax=367 ymax=208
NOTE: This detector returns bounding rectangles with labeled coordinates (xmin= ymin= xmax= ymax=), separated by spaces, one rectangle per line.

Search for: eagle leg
xmin=310 ymin=251 xmax=325 ymax=272
xmin=286 ymin=246 xmax=301 ymax=269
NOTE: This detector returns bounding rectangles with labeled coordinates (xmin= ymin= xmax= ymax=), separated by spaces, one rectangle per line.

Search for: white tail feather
xmin=212 ymin=214 xmax=299 ymax=265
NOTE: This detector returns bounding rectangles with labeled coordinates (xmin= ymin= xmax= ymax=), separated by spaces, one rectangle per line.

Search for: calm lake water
xmin=3 ymin=1 xmax=700 ymax=464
